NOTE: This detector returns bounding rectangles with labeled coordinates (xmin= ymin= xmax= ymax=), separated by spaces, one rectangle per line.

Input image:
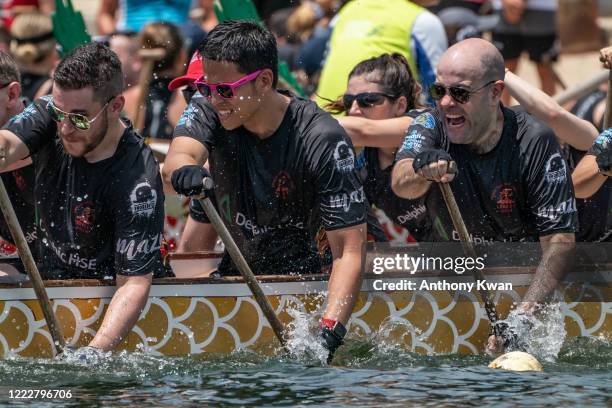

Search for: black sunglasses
xmin=429 ymin=80 xmax=497 ymax=104
xmin=342 ymin=92 xmax=397 ymax=111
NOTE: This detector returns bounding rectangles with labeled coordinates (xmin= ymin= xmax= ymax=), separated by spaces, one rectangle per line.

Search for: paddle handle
xmin=0 ymin=177 xmax=65 ymax=353
xmin=197 ymin=185 xmax=289 ymax=352
xmin=134 ymin=48 xmax=166 ymax=133
xmin=438 ymin=182 xmax=501 ymax=331
xmin=604 ymin=70 xmax=612 ymax=130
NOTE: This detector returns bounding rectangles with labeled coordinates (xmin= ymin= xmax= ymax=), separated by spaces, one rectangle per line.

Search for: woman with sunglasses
xmin=327 ymin=53 xmax=432 ymax=241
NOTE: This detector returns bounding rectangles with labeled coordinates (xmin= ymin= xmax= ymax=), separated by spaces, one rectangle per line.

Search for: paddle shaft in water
xmin=0 ymin=177 xmax=66 ymax=353
xmin=438 ymin=182 xmax=502 ymax=335
xmin=197 ymin=185 xmax=289 ymax=352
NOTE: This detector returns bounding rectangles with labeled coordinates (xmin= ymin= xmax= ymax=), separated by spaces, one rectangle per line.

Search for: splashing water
xmin=500 ymin=303 xmax=566 ymax=361
xmin=284 ymin=295 xmax=328 ymax=365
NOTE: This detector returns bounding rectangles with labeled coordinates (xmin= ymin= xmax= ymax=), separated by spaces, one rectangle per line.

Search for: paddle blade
xmin=488 ymin=351 xmax=543 ymax=372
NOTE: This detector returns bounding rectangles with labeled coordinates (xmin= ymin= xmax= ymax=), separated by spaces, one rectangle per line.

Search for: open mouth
xmin=216 ymin=109 xmax=234 ymax=121
xmin=446 ymin=114 xmax=466 ymax=128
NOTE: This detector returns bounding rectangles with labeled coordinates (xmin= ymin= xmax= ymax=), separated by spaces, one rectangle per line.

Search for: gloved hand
xmin=56 ymin=346 xmax=109 ymax=364
xmin=319 ymin=318 xmax=346 ymax=364
xmin=486 ymin=310 xmax=533 ymax=354
xmin=412 ymin=149 xmax=456 ymax=182
xmin=592 ymin=129 xmax=612 ymax=174
xmin=171 ymin=165 xmax=213 ymax=196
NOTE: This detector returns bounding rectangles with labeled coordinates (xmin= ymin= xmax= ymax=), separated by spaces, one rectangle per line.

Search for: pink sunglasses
xmin=194 ymin=69 xmax=263 ymax=99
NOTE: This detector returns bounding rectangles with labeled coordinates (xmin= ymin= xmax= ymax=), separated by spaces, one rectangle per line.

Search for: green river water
xmin=0 ymin=335 xmax=609 ymax=407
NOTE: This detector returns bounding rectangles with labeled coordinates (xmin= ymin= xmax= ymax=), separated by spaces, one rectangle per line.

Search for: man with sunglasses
xmin=163 ymin=21 xmax=367 ymax=363
xmin=0 ymin=43 xmax=167 ymax=356
xmin=391 ymin=38 xmax=576 ymax=353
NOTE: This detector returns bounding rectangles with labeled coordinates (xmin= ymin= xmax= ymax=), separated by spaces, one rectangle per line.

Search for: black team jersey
xmin=395 ymin=106 xmax=577 ymax=243
xmin=174 ymin=92 xmax=366 ymax=275
xmin=4 ymin=96 xmax=167 ymax=279
xmin=0 ymin=165 xmax=37 ymax=256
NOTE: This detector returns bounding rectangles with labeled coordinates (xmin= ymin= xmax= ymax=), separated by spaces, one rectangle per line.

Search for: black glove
xmin=412 ymin=149 xmax=454 ymax=173
xmin=171 ymin=165 xmax=212 ymax=196
xmin=319 ymin=319 xmax=347 ymax=364
xmin=493 ymin=310 xmax=533 ymax=352
xmin=592 ymin=129 xmax=612 ymax=172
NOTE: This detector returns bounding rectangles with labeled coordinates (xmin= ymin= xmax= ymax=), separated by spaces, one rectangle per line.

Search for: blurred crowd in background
xmin=0 ymin=0 xmax=608 ymax=139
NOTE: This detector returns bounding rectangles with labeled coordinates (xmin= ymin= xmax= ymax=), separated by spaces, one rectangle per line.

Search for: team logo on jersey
xmin=177 ymin=103 xmax=198 ymax=127
xmin=74 ymin=201 xmax=96 ymax=234
xmin=400 ymin=129 xmax=424 ymax=153
xmin=490 ymin=183 xmax=517 ymax=214
xmin=595 ymin=129 xmax=612 ymax=147
xmin=544 ymin=153 xmax=567 ymax=184
xmin=130 ymin=181 xmax=157 ymax=217
xmin=333 ymin=141 xmax=355 ymax=172
xmin=413 ymin=113 xmax=435 ymax=129
xmin=272 ymin=170 xmax=294 ymax=200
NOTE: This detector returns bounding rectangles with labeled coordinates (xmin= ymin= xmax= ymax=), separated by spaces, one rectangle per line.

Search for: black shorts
xmin=492 ymin=33 xmax=559 ymax=63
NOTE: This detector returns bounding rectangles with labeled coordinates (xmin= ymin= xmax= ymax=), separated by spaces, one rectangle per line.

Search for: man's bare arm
xmin=161 ymin=136 xmax=209 ymax=194
xmin=96 ymin=0 xmax=119 ymax=36
xmin=0 ymin=129 xmax=31 ymax=171
xmin=324 ymin=223 xmax=366 ymax=325
xmin=505 ymin=70 xmax=598 ymax=151
xmin=521 ymin=233 xmax=575 ymax=310
xmin=572 ymin=154 xmax=608 ymax=198
xmin=88 ymin=273 xmax=152 ymax=351
xmin=337 ymin=116 xmax=413 ymax=148
xmin=391 ymin=158 xmax=432 ymax=199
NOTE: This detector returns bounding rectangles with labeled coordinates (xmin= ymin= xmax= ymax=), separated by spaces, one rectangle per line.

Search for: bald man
xmin=391 ymin=38 xmax=576 ymax=353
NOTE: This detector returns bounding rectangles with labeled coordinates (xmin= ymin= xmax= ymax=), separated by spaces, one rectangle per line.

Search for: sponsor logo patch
xmin=544 ymin=153 xmax=567 ymax=184
xmin=333 ymin=141 xmax=355 ymax=172
xmin=490 ymin=183 xmax=517 ymax=214
xmin=400 ymin=129 xmax=424 ymax=153
xmin=73 ymin=201 xmax=96 ymax=234
xmin=130 ymin=181 xmax=157 ymax=217
xmin=272 ymin=171 xmax=294 ymax=200
xmin=413 ymin=112 xmax=436 ymax=129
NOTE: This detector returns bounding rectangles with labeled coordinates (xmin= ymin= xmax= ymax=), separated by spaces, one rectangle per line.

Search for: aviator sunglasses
xmin=194 ymin=69 xmax=263 ymax=100
xmin=342 ymin=92 xmax=398 ymax=111
xmin=47 ymin=99 xmax=112 ymax=130
xmin=429 ymin=80 xmax=497 ymax=104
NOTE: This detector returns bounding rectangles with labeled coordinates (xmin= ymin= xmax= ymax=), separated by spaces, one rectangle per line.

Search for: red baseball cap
xmin=168 ymin=51 xmax=204 ymax=91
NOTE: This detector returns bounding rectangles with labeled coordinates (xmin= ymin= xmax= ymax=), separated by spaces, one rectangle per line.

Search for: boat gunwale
xmin=0 ymin=262 xmax=609 ymax=289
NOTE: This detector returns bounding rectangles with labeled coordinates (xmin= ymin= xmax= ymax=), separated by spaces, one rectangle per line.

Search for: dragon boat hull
xmin=0 ymin=253 xmax=609 ymax=358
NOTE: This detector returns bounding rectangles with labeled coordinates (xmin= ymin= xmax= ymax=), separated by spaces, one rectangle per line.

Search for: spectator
xmin=491 ymin=0 xmax=559 ymax=103
xmin=96 ymin=0 xmax=208 ymax=57
xmin=9 ymin=11 xmax=56 ymax=103
xmin=315 ymin=0 xmax=447 ymax=107
xmin=137 ymin=21 xmax=187 ymax=139
xmin=437 ymin=6 xmax=498 ymax=45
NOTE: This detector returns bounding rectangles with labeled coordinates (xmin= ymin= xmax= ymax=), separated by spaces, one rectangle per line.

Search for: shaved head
xmin=438 ymin=38 xmax=505 ymax=83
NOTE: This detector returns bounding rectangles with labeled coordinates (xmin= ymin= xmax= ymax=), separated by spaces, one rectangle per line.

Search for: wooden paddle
xmin=600 ymin=45 xmax=612 ymax=129
xmin=133 ymin=48 xmax=166 ymax=133
xmin=604 ymin=71 xmax=612 ymax=129
xmin=438 ymin=182 xmax=503 ymax=337
xmin=196 ymin=178 xmax=289 ymax=353
xmin=0 ymin=177 xmax=65 ymax=353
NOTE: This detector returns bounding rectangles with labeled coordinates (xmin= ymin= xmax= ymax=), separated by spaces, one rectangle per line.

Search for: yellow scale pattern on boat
xmin=0 ymin=287 xmax=609 ymax=358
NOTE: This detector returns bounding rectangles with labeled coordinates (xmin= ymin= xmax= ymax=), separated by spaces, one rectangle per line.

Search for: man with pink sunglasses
xmin=162 ymin=21 xmax=367 ymax=364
